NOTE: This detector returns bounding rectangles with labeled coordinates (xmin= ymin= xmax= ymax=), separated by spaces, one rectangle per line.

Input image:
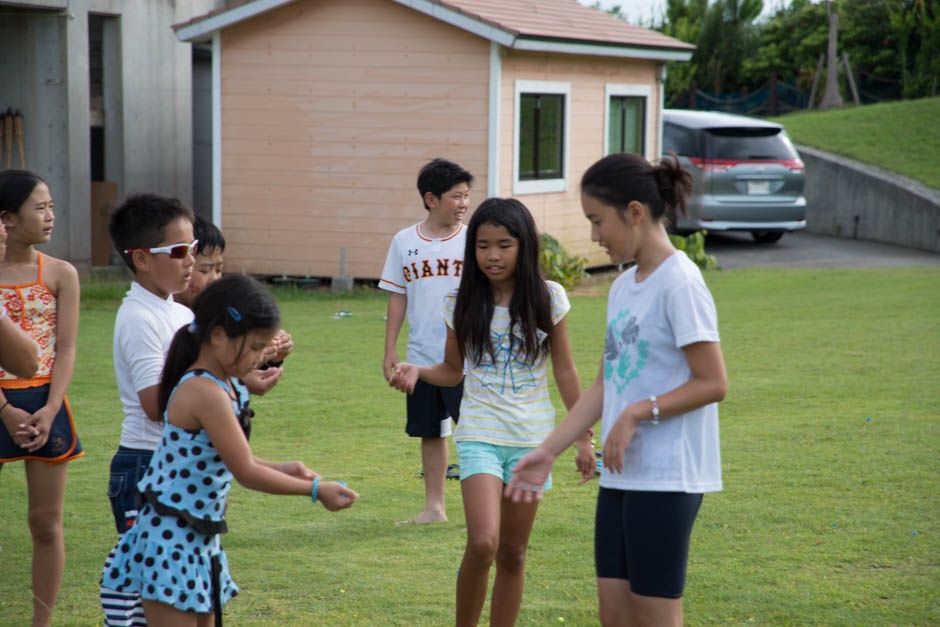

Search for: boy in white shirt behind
xmin=380 ymin=158 xmax=473 ymax=525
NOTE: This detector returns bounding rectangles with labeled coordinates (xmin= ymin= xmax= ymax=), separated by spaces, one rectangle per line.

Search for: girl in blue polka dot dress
xmin=101 ymin=274 xmax=358 ymax=625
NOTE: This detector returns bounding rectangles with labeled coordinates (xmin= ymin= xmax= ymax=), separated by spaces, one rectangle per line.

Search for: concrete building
xmin=0 ymin=0 xmax=224 ymax=268
xmin=174 ymin=0 xmax=693 ymax=278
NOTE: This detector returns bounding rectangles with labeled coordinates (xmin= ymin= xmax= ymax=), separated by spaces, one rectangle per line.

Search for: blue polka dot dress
xmin=102 ymin=370 xmax=251 ymax=614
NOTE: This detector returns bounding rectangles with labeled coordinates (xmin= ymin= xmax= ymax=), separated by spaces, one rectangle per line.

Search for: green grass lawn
xmin=1 ymin=267 xmax=938 ymax=625
xmin=768 ymin=97 xmax=940 ymax=189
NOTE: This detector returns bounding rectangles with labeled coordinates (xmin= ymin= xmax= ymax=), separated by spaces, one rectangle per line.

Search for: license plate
xmin=747 ymin=180 xmax=770 ymax=194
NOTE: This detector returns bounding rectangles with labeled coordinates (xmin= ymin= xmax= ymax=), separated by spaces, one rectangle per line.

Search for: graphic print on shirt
xmin=604 ymin=310 xmax=648 ymax=394
xmin=477 ymin=323 xmax=547 ymax=394
xmin=402 ymin=258 xmax=463 ymax=282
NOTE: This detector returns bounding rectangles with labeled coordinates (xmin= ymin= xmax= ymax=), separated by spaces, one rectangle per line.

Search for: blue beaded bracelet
xmin=311 ymin=477 xmax=320 ymax=503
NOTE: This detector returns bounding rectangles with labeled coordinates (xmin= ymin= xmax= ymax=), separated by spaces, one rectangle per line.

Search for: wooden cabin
xmin=174 ymin=0 xmax=693 ymax=277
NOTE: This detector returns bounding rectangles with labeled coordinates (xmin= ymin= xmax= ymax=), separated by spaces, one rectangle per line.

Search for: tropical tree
xmin=659 ymin=0 xmax=709 ymax=103
xmin=741 ymin=0 xmax=827 ymax=93
xmin=652 ymin=0 xmax=764 ymax=102
xmin=888 ymin=0 xmax=940 ymax=98
xmin=818 ymin=0 xmax=845 ymax=108
xmin=590 ymin=0 xmax=936 ymax=105
xmin=697 ymin=0 xmax=764 ymax=93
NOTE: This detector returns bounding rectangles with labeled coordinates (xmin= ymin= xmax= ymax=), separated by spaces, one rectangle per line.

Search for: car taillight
xmin=689 ymin=157 xmax=805 ymax=174
xmin=782 ymin=159 xmax=804 ymax=174
xmin=688 ymin=157 xmax=733 ymax=172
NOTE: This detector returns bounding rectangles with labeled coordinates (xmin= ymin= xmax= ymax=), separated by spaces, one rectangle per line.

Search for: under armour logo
xmin=407 ymin=249 xmax=419 ymax=256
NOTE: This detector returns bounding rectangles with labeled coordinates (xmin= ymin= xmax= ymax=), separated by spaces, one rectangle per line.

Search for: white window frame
xmin=604 ymin=83 xmax=653 ymax=161
xmin=513 ymin=80 xmax=571 ymax=195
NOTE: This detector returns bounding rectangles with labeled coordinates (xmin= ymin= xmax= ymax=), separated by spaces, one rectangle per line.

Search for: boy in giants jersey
xmin=380 ymin=158 xmax=473 ymax=525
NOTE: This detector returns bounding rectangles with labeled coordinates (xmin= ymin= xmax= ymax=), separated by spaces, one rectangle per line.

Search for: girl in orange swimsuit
xmin=0 ymin=169 xmax=82 ymax=627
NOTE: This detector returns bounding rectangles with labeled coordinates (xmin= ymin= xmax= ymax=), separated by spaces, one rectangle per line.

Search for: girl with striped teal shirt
xmin=390 ymin=197 xmax=594 ymax=626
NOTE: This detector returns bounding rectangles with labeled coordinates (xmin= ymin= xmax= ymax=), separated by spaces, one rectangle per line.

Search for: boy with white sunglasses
xmin=101 ymin=193 xmax=197 ymax=625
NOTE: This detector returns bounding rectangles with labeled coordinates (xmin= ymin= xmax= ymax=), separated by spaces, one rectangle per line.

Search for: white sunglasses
xmin=124 ymin=239 xmax=199 ymax=259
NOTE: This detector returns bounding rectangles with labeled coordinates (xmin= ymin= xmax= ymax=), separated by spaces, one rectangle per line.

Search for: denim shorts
xmin=107 ymin=446 xmax=154 ymax=535
xmin=455 ymin=440 xmax=551 ymax=490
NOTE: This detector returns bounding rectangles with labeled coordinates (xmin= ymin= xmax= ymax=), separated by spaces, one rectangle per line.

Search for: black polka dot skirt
xmin=102 ymin=503 xmax=238 ymax=613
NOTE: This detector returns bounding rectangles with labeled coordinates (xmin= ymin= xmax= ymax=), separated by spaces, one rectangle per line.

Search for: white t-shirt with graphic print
xmin=444 ymin=281 xmax=569 ymax=447
xmin=379 ymin=222 xmax=466 ymax=366
xmin=599 ymin=251 xmax=722 ymax=493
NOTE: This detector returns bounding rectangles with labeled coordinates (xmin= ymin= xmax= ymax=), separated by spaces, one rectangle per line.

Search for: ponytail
xmin=581 ymin=153 xmax=693 ymax=226
xmin=157 ymin=323 xmax=204 ymax=418
xmin=651 ymin=155 xmax=693 ymax=222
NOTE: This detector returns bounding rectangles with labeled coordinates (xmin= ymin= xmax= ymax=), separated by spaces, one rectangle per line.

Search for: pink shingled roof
xmin=175 ymin=0 xmax=692 ymax=51
xmin=439 ymin=0 xmax=692 ymax=49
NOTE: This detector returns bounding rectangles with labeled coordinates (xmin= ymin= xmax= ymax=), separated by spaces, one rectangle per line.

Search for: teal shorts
xmin=455 ymin=440 xmax=552 ymax=491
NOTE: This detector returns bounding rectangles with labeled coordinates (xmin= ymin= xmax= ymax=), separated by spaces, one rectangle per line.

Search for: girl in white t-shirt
xmin=506 ymin=153 xmax=727 ymax=626
xmin=390 ymin=197 xmax=593 ymax=626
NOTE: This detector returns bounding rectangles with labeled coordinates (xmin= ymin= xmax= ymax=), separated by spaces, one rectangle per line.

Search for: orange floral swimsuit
xmin=0 ymin=252 xmax=82 ymax=463
xmin=0 ymin=252 xmax=57 ymax=385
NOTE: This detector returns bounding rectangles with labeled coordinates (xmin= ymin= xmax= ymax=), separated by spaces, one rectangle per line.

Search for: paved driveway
xmin=705 ymin=231 xmax=940 ymax=269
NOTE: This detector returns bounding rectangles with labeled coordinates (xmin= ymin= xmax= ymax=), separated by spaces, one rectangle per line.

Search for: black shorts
xmin=405 ymin=379 xmax=462 ymax=438
xmin=594 ymin=488 xmax=703 ymax=598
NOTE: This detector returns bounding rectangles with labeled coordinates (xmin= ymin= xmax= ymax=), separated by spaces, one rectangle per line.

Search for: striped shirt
xmin=444 ymin=281 xmax=569 ymax=447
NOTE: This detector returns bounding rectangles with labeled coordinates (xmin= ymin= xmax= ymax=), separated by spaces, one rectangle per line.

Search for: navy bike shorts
xmin=595 ymin=488 xmax=703 ymax=598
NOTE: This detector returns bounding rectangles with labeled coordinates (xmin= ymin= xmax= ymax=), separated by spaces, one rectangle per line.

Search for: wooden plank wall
xmin=498 ymin=51 xmax=661 ymax=268
xmin=219 ymin=0 xmax=490 ymax=278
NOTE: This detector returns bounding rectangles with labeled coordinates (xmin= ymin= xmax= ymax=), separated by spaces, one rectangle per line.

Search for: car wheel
xmin=751 ymin=231 xmax=784 ymax=244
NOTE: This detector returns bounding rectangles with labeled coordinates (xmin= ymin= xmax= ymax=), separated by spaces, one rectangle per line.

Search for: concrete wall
xmin=0 ymin=11 xmax=72 ymax=259
xmin=799 ymin=145 xmax=940 ymax=254
xmin=0 ymin=0 xmax=223 ymax=268
xmin=192 ymin=46 xmax=213 ymax=221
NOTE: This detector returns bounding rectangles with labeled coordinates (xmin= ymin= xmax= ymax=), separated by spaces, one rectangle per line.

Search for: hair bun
xmin=654 ymin=155 xmax=693 ymax=219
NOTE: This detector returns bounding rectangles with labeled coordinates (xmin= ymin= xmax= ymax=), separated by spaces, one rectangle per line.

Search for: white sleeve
xmin=547 ymin=281 xmax=571 ymax=325
xmin=378 ymin=234 xmax=406 ymax=294
xmin=117 ymin=312 xmax=172 ymax=392
xmin=665 ymin=275 xmax=720 ymax=348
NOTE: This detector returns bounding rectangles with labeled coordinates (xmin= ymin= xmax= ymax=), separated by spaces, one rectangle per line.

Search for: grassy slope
xmin=769 ymin=97 xmax=940 ymax=189
xmin=1 ymin=269 xmax=938 ymax=625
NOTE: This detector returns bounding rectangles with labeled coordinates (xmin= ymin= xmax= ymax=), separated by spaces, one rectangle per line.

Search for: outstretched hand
xmin=317 ymin=481 xmax=359 ymax=511
xmin=388 ymin=363 xmax=419 ymax=394
xmin=504 ymin=447 xmax=555 ymax=503
xmin=242 ymin=366 xmax=283 ymax=396
xmin=270 ymin=330 xmax=293 ymax=363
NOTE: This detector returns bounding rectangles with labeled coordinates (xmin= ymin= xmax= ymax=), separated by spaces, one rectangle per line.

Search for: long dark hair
xmin=157 ymin=274 xmax=280 ymax=417
xmin=581 ymin=153 xmax=693 ymax=226
xmin=454 ymin=197 xmax=552 ymax=365
xmin=0 ymin=169 xmax=46 ymax=215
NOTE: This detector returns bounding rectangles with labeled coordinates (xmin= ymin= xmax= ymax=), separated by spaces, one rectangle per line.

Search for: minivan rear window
xmin=663 ymin=122 xmax=698 ymax=157
xmin=704 ymin=127 xmax=797 ymax=161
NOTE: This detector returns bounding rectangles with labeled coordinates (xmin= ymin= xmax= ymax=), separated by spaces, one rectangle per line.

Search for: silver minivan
xmin=662 ymin=109 xmax=807 ymax=243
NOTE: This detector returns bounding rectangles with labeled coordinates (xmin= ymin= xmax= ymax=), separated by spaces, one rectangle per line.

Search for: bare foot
xmin=395 ymin=511 xmax=447 ymax=526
